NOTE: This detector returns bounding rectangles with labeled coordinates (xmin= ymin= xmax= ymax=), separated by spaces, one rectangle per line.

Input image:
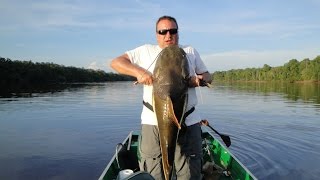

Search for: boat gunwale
xmin=202 ymin=126 xmax=258 ymax=180
xmin=98 ymin=131 xmax=134 ymax=180
xmin=98 ymin=128 xmax=258 ymax=180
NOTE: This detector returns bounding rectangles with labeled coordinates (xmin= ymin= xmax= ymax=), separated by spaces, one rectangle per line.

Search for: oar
xmin=201 ymin=120 xmax=231 ymax=147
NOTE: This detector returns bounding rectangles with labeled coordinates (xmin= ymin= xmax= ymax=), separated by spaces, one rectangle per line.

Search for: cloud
xmin=182 ymin=8 xmax=320 ymax=38
xmin=104 ymin=59 xmax=114 ymax=72
xmin=87 ymin=61 xmax=99 ymax=70
xmin=202 ymin=49 xmax=320 ymax=72
xmin=0 ymin=1 xmax=163 ymax=30
xmin=87 ymin=59 xmax=114 ymax=72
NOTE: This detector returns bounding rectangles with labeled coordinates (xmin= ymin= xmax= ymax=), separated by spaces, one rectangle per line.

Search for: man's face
xmin=156 ymin=19 xmax=179 ymax=49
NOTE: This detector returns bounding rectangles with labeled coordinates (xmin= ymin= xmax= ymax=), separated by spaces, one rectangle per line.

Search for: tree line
xmin=213 ymin=55 xmax=320 ymax=82
xmin=0 ymin=57 xmax=135 ymax=92
xmin=2 ymin=54 xmax=319 ymax=93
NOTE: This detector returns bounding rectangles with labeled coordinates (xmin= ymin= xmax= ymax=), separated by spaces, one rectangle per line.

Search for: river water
xmin=0 ymin=82 xmax=319 ymax=180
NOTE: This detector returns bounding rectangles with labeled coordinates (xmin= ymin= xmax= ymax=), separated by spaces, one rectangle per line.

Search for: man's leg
xmin=174 ymin=123 xmax=202 ymax=180
xmin=138 ymin=124 xmax=164 ymax=180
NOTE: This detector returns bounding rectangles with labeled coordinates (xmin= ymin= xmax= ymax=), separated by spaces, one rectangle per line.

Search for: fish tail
xmin=162 ymin=156 xmax=172 ymax=180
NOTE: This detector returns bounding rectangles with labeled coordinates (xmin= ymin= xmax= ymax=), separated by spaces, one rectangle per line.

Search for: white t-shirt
xmin=126 ymin=44 xmax=208 ymax=126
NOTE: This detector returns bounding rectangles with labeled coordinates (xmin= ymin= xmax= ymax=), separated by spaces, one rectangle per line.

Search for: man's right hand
xmin=136 ymin=70 xmax=153 ymax=85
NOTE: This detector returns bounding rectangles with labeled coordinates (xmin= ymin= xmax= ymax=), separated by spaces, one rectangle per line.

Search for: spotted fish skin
xmin=152 ymin=45 xmax=189 ymax=180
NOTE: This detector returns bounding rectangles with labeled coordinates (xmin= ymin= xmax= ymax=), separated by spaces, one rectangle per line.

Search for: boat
xmin=98 ymin=126 xmax=258 ymax=180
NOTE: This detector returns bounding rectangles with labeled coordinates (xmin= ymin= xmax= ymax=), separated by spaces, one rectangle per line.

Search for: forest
xmin=2 ymin=55 xmax=319 ymax=94
xmin=0 ymin=57 xmax=135 ymax=93
xmin=213 ymin=55 xmax=320 ymax=82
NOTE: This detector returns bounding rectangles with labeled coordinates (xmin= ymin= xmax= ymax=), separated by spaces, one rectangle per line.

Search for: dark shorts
xmin=138 ymin=123 xmax=202 ymax=180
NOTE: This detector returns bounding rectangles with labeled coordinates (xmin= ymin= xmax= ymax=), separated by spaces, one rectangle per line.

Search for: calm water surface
xmin=0 ymin=82 xmax=319 ymax=180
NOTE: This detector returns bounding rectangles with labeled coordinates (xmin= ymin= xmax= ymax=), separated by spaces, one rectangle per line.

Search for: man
xmin=110 ymin=15 xmax=212 ymax=180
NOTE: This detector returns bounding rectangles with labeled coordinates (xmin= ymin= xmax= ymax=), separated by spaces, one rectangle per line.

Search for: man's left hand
xmin=188 ymin=72 xmax=212 ymax=87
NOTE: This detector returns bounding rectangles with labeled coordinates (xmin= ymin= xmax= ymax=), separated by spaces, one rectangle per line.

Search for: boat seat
xmin=116 ymin=143 xmax=139 ymax=171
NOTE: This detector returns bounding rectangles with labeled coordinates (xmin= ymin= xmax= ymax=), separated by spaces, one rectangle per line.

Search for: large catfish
xmin=152 ymin=45 xmax=190 ymax=180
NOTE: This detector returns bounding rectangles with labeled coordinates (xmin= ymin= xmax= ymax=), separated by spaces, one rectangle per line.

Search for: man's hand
xmin=200 ymin=119 xmax=209 ymax=126
xmin=136 ymin=70 xmax=153 ymax=85
xmin=188 ymin=76 xmax=200 ymax=87
xmin=188 ymin=72 xmax=213 ymax=88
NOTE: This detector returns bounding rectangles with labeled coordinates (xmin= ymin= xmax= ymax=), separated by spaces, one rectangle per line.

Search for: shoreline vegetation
xmin=0 ymin=57 xmax=135 ymax=96
xmin=1 ymin=55 xmax=319 ymax=96
xmin=213 ymin=55 xmax=320 ymax=83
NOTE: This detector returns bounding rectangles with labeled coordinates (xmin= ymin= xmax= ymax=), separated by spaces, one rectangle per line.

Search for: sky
xmin=1 ymin=0 xmax=320 ymax=73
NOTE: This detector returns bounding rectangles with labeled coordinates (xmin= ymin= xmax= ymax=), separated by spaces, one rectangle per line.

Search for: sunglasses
xmin=157 ymin=28 xmax=178 ymax=35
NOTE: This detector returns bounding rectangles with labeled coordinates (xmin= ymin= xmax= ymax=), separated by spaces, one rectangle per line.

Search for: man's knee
xmin=176 ymin=154 xmax=202 ymax=180
xmin=139 ymin=156 xmax=164 ymax=179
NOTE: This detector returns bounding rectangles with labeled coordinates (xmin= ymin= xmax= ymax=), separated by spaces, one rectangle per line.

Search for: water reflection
xmin=0 ymin=82 xmax=319 ymax=180
xmin=0 ymin=83 xmax=107 ymax=98
xmin=2 ymin=81 xmax=319 ymax=105
xmin=196 ymin=82 xmax=320 ymax=180
xmin=215 ymin=81 xmax=320 ymax=104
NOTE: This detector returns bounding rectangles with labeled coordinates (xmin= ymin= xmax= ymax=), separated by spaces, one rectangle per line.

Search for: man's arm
xmin=110 ymin=54 xmax=153 ymax=85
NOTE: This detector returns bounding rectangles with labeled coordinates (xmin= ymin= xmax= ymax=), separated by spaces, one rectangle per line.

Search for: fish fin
xmin=166 ymin=96 xmax=181 ymax=129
